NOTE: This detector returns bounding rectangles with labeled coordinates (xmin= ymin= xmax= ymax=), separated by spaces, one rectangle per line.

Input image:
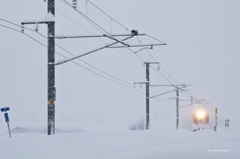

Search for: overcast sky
xmin=0 ymin=0 xmax=239 ymax=128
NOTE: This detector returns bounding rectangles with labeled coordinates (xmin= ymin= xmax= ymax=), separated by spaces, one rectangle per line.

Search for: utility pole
xmin=176 ymin=88 xmax=179 ymax=129
xmin=21 ymin=1 xmax=165 ymax=135
xmin=191 ymin=96 xmax=193 ymax=107
xmin=21 ymin=0 xmax=56 ymax=135
xmin=145 ymin=62 xmax=150 ymax=130
xmin=47 ymin=0 xmax=56 ymax=135
xmin=150 ymin=84 xmax=191 ymax=129
xmin=214 ymin=107 xmax=218 ymax=131
xmin=135 ymin=62 xmax=159 ymax=130
xmin=145 ymin=62 xmax=159 ymax=130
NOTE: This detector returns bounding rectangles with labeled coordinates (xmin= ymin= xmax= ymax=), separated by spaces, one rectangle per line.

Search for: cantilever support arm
xmin=55 ymin=35 xmax=134 ymax=65
xmin=149 ymin=86 xmax=186 ymax=99
xmin=50 ymin=33 xmax=146 ymax=39
xmin=107 ymin=43 xmax=166 ymax=48
xmin=103 ymin=34 xmax=129 ymax=47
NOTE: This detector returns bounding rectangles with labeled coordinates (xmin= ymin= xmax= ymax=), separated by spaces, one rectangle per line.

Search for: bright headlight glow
xmin=196 ymin=111 xmax=205 ymax=119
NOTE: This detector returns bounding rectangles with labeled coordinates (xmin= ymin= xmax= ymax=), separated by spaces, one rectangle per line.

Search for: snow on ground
xmin=0 ymin=120 xmax=239 ymax=159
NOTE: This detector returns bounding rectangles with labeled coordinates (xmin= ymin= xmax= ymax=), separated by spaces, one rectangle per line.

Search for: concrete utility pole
xmin=149 ymin=84 xmax=191 ymax=129
xmin=145 ymin=62 xmax=160 ymax=129
xmin=21 ymin=0 xmax=56 ymax=135
xmin=21 ymin=1 xmax=165 ymax=135
xmin=176 ymin=89 xmax=179 ymax=129
xmin=135 ymin=62 xmax=159 ymax=130
xmin=47 ymin=0 xmax=56 ymax=135
xmin=145 ymin=62 xmax=150 ymax=130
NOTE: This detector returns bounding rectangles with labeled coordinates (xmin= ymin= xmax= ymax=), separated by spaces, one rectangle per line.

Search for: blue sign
xmin=1 ymin=107 xmax=12 ymax=137
xmin=4 ymin=113 xmax=9 ymax=123
xmin=1 ymin=107 xmax=10 ymax=112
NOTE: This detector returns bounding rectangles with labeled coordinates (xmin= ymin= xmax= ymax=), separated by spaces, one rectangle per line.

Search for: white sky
xmin=0 ymin=0 xmax=239 ymax=127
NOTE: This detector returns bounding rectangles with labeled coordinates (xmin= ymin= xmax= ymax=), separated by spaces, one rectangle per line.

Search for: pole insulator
xmin=72 ymin=0 xmax=78 ymax=9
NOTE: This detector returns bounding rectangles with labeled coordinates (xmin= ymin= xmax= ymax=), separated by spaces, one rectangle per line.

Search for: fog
xmin=0 ymin=0 xmax=239 ymax=128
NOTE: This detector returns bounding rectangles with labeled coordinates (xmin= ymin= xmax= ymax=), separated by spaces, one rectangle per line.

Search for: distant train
xmin=192 ymin=110 xmax=209 ymax=124
xmin=192 ymin=109 xmax=209 ymax=131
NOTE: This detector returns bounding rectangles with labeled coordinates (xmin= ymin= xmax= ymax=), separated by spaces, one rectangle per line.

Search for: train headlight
xmin=196 ymin=111 xmax=205 ymax=119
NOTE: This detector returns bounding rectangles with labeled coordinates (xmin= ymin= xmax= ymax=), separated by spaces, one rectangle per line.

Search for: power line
xmin=0 ymin=18 xmax=35 ymax=32
xmin=63 ymin=1 xmax=196 ymax=102
xmin=60 ymin=0 xmax=161 ymax=68
xmin=134 ymin=34 xmax=185 ymax=90
xmin=135 ymin=36 xmax=181 ymax=85
xmin=58 ymin=0 xmax=189 ymax=98
xmin=0 ymin=23 xmax=21 ymax=33
xmin=120 ymin=34 xmax=183 ymax=91
xmin=0 ymin=18 xmax=135 ymax=87
xmin=0 ymin=23 xmax=48 ymax=48
xmin=59 ymin=0 xmax=181 ymax=90
xmin=0 ymin=21 xmax=145 ymax=93
xmin=55 ymin=43 xmax=133 ymax=86
xmin=0 ymin=23 xmax=69 ymax=59
xmin=56 ymin=8 xmax=91 ymax=34
xmin=60 ymin=0 xmax=106 ymax=34
xmin=146 ymin=34 xmax=167 ymax=45
xmin=86 ymin=0 xmax=129 ymax=31
xmin=69 ymin=60 xmax=133 ymax=89
xmin=55 ymin=1 xmax=153 ymax=80
xmin=58 ymin=0 xmax=151 ymax=96
xmin=55 ymin=4 xmax=144 ymax=66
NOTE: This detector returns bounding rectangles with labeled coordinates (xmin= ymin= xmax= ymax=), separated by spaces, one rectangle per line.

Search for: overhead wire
xmin=56 ymin=8 xmax=91 ymax=34
xmin=60 ymin=0 xmax=147 ymax=65
xmin=1 ymin=2 xmax=201 ymax=107
xmin=135 ymin=36 xmax=195 ymax=99
xmin=52 ymin=10 xmax=142 ymax=87
xmin=67 ymin=1 xmax=199 ymax=103
xmin=58 ymin=0 xmax=195 ymax=98
xmin=0 ymin=17 xmax=132 ymax=86
xmin=59 ymin=0 xmax=186 ymax=95
xmin=55 ymin=0 xmax=147 ymax=91
xmin=55 ymin=6 xmax=143 ymax=65
xmin=58 ymin=0 xmax=149 ymax=94
xmin=0 ymin=23 xmax=70 ymax=59
xmin=55 ymin=42 xmax=134 ymax=86
xmin=0 ymin=21 xmax=140 ymax=90
xmin=86 ymin=0 xmax=129 ymax=32
xmin=135 ymin=36 xmax=179 ymax=84
xmin=60 ymin=0 xmax=105 ymax=34
xmin=0 ymin=18 xmax=37 ymax=32
xmin=146 ymin=34 xmax=166 ymax=45
xmin=0 ymin=24 xmax=48 ymax=49
xmin=86 ymin=1 xmax=158 ymax=65
xmin=69 ymin=0 xmax=168 ymax=69
xmin=0 ymin=17 xmax=147 ymax=95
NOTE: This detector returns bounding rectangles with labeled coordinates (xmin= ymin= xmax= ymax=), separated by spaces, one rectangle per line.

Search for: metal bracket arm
xmin=55 ymin=35 xmax=134 ymax=65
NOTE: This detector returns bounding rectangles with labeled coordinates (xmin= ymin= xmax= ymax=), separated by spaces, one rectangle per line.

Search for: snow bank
xmin=11 ymin=127 xmax=83 ymax=134
xmin=0 ymin=121 xmax=239 ymax=159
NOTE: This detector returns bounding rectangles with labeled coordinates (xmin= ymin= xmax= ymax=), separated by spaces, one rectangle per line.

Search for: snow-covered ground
xmin=0 ymin=120 xmax=239 ymax=159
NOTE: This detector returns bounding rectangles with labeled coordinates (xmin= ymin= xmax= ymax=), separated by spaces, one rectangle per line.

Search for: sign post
xmin=1 ymin=107 xmax=11 ymax=138
xmin=214 ymin=107 xmax=218 ymax=132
